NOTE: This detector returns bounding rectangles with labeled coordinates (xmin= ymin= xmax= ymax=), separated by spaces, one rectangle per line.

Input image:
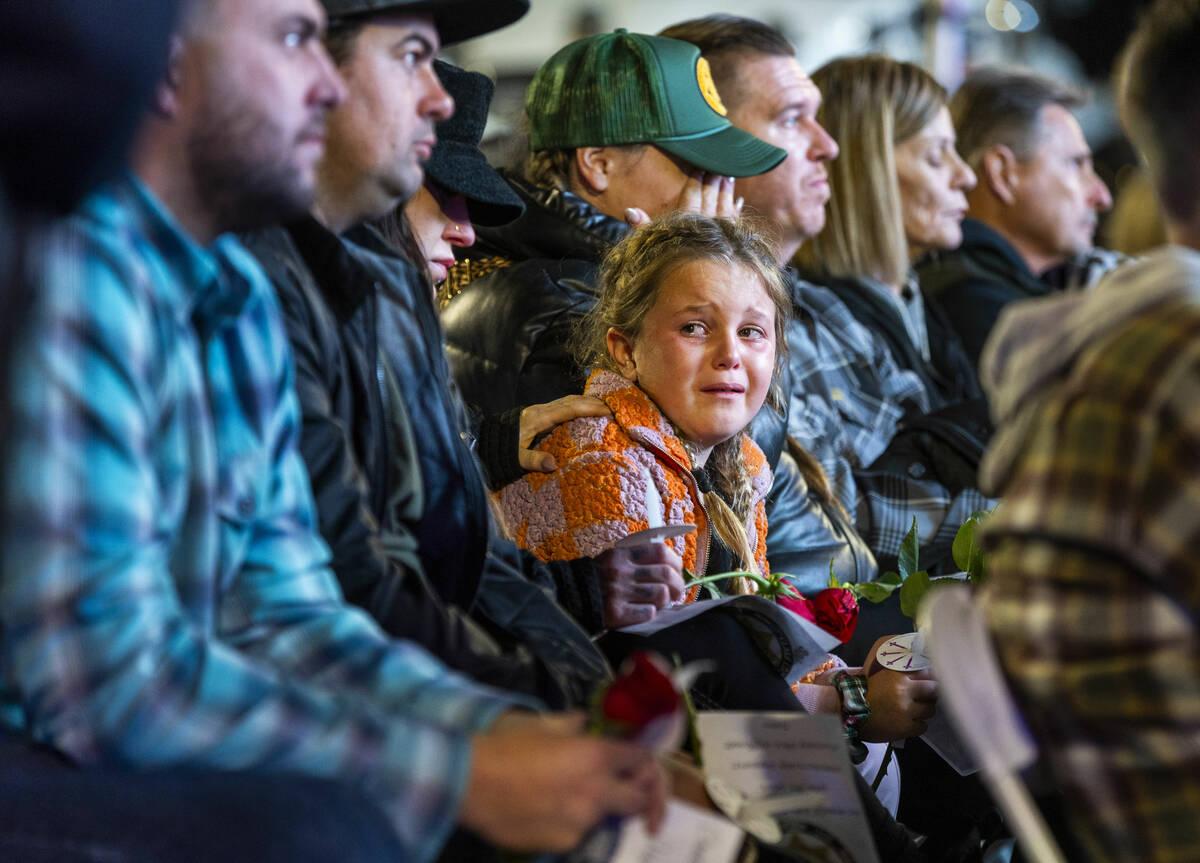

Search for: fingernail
xmin=629 ymin=545 xmax=657 ymax=562
xmin=625 ymin=207 xmax=638 ymax=221
xmin=735 ymin=196 xmax=745 ymax=213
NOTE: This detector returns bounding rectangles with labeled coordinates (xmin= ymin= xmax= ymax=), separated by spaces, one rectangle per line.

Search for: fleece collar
xmin=980 ymin=245 xmax=1200 ymax=489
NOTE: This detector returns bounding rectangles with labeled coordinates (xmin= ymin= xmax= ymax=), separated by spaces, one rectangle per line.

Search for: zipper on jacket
xmin=369 ymin=288 xmax=393 ymax=519
xmin=413 ymin=271 xmax=491 ymax=593
xmin=694 ymin=492 xmax=713 ymax=578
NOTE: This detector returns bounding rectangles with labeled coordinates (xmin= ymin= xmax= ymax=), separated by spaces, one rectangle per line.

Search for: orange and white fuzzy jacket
xmin=497 ymin=370 xmax=772 ymax=583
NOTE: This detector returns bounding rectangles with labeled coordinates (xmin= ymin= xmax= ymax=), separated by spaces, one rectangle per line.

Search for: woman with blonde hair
xmin=795 ymin=55 xmax=981 ymax=407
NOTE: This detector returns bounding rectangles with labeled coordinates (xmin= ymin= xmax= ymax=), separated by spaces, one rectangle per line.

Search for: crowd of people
xmin=0 ymin=0 xmax=1197 ymax=861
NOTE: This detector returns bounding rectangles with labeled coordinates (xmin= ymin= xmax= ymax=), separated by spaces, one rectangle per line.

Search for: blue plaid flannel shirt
xmin=0 ymin=178 xmax=532 ymax=861
xmin=784 ymin=273 xmax=992 ymax=558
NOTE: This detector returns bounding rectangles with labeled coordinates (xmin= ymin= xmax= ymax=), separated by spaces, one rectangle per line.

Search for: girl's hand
xmin=595 ymin=542 xmax=686 ymax=628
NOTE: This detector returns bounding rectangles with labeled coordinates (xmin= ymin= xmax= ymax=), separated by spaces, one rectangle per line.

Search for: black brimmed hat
xmin=425 ymin=61 xmax=523 ymax=226
xmin=320 ymin=0 xmax=528 ymax=46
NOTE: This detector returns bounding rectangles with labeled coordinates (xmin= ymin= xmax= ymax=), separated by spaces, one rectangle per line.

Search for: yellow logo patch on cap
xmin=696 ymin=58 xmax=727 ymax=116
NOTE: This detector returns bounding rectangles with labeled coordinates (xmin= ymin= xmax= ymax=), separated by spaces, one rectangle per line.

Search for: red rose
xmin=810 ymin=588 xmax=859 ymax=643
xmin=599 ymin=652 xmax=680 ymax=741
xmin=775 ymin=592 xmax=817 ymax=624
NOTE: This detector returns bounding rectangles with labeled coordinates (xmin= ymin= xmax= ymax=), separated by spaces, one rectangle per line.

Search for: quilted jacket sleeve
xmin=496 ymin=419 xmax=696 ymax=566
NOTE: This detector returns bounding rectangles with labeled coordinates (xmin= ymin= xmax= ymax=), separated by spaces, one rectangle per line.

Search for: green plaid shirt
xmin=979 ymin=248 xmax=1200 ymax=862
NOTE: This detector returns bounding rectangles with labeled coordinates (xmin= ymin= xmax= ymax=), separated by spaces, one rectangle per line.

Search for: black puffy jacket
xmin=242 ymin=218 xmax=609 ymax=707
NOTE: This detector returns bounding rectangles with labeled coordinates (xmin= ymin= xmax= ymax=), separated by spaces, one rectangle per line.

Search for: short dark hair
xmin=324 ymin=17 xmax=369 ymax=66
xmin=950 ymin=67 xmax=1085 ymax=167
xmin=658 ymin=16 xmax=793 ymax=107
xmin=1119 ymin=0 xmax=1200 ymax=221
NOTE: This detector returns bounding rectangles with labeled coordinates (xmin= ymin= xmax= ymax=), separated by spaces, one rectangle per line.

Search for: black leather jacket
xmin=765 ymin=451 xmax=876 ymax=592
xmin=441 ymin=174 xmax=622 ymax=420
xmin=441 ymin=175 xmax=875 ymax=589
xmin=242 ymin=219 xmax=609 ymax=707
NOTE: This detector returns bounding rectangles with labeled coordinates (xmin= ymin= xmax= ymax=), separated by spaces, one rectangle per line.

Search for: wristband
xmin=832 ymin=670 xmax=870 ymax=764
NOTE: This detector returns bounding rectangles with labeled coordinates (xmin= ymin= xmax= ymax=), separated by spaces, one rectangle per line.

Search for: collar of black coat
xmin=918 ymin=217 xmax=1046 ymax=300
xmin=959 ymin=217 xmax=1041 ymax=281
xmin=277 ymin=215 xmax=423 ymax=323
xmin=469 ymin=170 xmax=629 ymax=266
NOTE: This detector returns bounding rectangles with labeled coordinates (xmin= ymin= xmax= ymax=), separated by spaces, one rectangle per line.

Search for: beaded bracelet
xmin=832 ymin=670 xmax=870 ymax=764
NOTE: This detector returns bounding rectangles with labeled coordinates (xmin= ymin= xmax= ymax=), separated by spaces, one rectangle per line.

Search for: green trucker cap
xmin=526 ymin=30 xmax=786 ymax=178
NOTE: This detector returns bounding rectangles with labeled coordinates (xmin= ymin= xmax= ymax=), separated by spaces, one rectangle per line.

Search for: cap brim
xmin=328 ymin=0 xmax=529 ymax=46
xmin=425 ymin=142 xmax=525 ymax=226
xmin=656 ymin=125 xmax=787 ymax=178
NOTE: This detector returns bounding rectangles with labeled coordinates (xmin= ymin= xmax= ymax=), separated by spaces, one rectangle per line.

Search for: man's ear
xmin=605 ymin=327 xmax=638 ymax=381
xmin=981 ymin=144 xmax=1020 ymax=206
xmin=151 ymin=35 xmax=187 ymax=120
xmin=574 ymin=147 xmax=615 ymax=194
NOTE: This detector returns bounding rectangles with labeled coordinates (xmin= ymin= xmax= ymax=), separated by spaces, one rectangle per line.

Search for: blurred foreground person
xmin=1105 ymin=167 xmax=1167 ymax=256
xmin=4 ymin=4 xmax=395 ymax=862
xmin=0 ymin=0 xmax=180 ymax=455
xmin=979 ymin=0 xmax=1200 ymax=859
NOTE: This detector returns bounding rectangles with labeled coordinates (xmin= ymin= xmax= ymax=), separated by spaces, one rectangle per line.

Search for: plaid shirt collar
xmin=117 ymin=176 xmax=250 ymax=332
